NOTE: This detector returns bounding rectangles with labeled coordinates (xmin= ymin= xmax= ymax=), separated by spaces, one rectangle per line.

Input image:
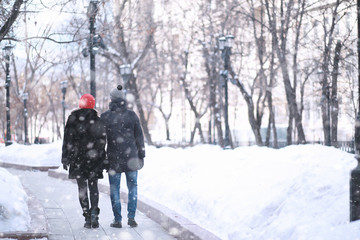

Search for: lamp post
xmin=89 ymin=0 xmax=99 ymax=99
xmin=350 ymin=0 xmax=360 ymax=222
xmin=219 ymin=35 xmax=234 ymax=149
xmin=82 ymin=1 xmax=106 ymax=99
xmin=60 ymin=80 xmax=68 ymax=130
xmin=120 ymin=64 xmax=131 ymax=95
xmin=22 ymin=93 xmax=29 ymax=145
xmin=88 ymin=0 xmax=99 ymax=99
xmin=3 ymin=43 xmax=13 ymax=146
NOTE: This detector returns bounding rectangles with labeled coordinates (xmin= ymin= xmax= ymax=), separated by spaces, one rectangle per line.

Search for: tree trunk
xmin=235 ymin=78 xmax=263 ymax=146
xmin=129 ymin=77 xmax=153 ymax=145
xmin=203 ymin=43 xmax=224 ymax=147
xmin=268 ymin=34 xmax=278 ymax=148
xmin=287 ymin=111 xmax=293 ymax=145
xmin=165 ymin=119 xmax=170 ymax=141
xmin=321 ymin=67 xmax=331 ymax=146
xmin=266 ymin=93 xmax=278 ymax=148
xmin=190 ymin=121 xmax=205 ymax=144
xmin=45 ymin=93 xmax=62 ymax=140
xmin=331 ymin=40 xmax=342 ymax=147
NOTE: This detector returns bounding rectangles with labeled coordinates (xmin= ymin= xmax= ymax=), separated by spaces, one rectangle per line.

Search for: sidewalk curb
xmin=0 ymin=184 xmax=48 ymax=239
xmin=0 ymin=161 xmax=58 ymax=172
xmin=48 ymin=169 xmax=221 ymax=240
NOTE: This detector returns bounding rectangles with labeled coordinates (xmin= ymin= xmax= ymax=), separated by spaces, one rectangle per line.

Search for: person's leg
xmin=125 ymin=170 xmax=138 ymax=226
xmin=76 ymin=178 xmax=91 ymax=228
xmin=88 ymin=179 xmax=100 ymax=228
xmin=109 ymin=172 xmax=122 ymax=225
xmin=88 ymin=179 xmax=99 ymax=209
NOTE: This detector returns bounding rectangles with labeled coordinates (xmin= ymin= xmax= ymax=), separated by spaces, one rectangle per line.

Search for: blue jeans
xmin=109 ymin=171 xmax=138 ymax=222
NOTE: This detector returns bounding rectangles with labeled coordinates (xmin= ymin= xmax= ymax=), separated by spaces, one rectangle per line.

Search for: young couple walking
xmin=61 ymin=85 xmax=145 ymax=229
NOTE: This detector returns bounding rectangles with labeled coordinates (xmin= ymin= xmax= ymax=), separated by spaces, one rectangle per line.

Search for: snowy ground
xmin=1 ymin=142 xmax=360 ymax=239
xmin=0 ymin=165 xmax=30 ymax=232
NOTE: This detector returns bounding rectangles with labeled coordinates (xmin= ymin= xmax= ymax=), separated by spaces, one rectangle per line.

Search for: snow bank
xmin=0 ymin=167 xmax=30 ymax=232
xmin=139 ymin=144 xmax=360 ymax=240
xmin=0 ymin=142 xmax=61 ymax=167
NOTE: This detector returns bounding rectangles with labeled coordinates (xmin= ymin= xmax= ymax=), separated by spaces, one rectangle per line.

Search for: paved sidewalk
xmin=8 ymin=168 xmax=176 ymax=240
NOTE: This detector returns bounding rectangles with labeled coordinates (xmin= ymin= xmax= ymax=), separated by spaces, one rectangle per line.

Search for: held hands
xmin=63 ymin=164 xmax=68 ymax=171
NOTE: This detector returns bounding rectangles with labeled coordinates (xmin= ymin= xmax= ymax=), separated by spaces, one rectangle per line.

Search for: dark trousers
xmin=76 ymin=178 xmax=99 ymax=213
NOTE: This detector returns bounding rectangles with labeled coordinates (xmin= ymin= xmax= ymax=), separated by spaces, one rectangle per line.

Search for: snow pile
xmin=0 ymin=167 xmax=30 ymax=232
xmin=137 ymin=144 xmax=360 ymax=239
xmin=0 ymin=142 xmax=61 ymax=167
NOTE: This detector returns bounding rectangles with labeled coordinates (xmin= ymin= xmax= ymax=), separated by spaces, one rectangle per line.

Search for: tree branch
xmin=0 ymin=0 xmax=24 ymax=42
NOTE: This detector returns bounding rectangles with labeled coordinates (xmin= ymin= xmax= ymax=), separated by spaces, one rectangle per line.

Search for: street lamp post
xmin=88 ymin=0 xmax=99 ymax=99
xmin=350 ymin=0 xmax=360 ymax=222
xmin=60 ymin=81 xmax=68 ymax=130
xmin=219 ymin=35 xmax=234 ymax=149
xmin=22 ymin=93 xmax=29 ymax=144
xmin=82 ymin=1 xmax=106 ymax=100
xmin=120 ymin=64 xmax=131 ymax=95
xmin=3 ymin=43 xmax=13 ymax=146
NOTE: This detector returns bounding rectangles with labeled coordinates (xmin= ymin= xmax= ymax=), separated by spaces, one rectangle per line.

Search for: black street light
xmin=219 ymin=35 xmax=234 ymax=149
xmin=88 ymin=0 xmax=98 ymax=99
xmin=3 ymin=43 xmax=13 ymax=146
xmin=120 ymin=64 xmax=131 ymax=95
xmin=350 ymin=0 xmax=360 ymax=222
xmin=60 ymin=80 xmax=68 ymax=130
xmin=22 ymin=92 xmax=29 ymax=145
xmin=82 ymin=0 xmax=107 ymax=99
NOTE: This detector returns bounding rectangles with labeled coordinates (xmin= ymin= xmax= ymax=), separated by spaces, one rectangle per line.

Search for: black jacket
xmin=101 ymin=98 xmax=145 ymax=173
xmin=61 ymin=108 xmax=107 ymax=179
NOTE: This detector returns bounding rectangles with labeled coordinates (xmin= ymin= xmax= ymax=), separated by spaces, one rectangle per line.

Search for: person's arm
xmin=61 ymin=114 xmax=75 ymax=170
xmin=99 ymin=118 xmax=109 ymax=170
xmin=133 ymin=113 xmax=145 ymax=159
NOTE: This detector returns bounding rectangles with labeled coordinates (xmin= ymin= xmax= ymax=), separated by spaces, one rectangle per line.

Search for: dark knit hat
xmin=79 ymin=94 xmax=95 ymax=109
xmin=110 ymin=85 xmax=125 ymax=101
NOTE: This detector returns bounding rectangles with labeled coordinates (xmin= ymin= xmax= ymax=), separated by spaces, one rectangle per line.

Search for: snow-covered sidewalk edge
xmin=0 ymin=161 xmax=59 ymax=171
xmin=48 ymin=169 xmax=220 ymax=240
xmin=0 ymin=178 xmax=48 ymax=239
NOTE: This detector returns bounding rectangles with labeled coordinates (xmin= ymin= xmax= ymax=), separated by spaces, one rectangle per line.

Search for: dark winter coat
xmin=100 ymin=98 xmax=145 ymax=173
xmin=61 ymin=108 xmax=107 ymax=179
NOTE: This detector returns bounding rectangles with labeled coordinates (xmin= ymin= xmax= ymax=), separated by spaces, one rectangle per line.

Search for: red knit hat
xmin=79 ymin=94 xmax=95 ymax=109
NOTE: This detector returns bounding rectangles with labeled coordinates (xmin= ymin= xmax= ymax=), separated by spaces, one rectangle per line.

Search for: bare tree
xmin=100 ymin=0 xmax=156 ymax=144
xmin=0 ymin=0 xmax=24 ymax=42
xmin=179 ymin=49 xmax=208 ymax=144
xmin=152 ymin=41 xmax=174 ymax=141
xmin=315 ymin=0 xmax=349 ymax=146
xmin=264 ymin=0 xmax=307 ymax=144
xmin=201 ymin=38 xmax=224 ymax=146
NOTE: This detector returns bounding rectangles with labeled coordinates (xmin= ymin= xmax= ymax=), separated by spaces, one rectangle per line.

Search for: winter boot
xmin=91 ymin=207 xmax=100 ymax=228
xmin=83 ymin=211 xmax=91 ymax=229
xmin=128 ymin=218 xmax=138 ymax=227
xmin=110 ymin=221 xmax=122 ymax=228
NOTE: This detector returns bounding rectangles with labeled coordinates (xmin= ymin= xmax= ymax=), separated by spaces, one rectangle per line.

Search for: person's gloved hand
xmin=139 ymin=158 xmax=144 ymax=168
xmin=63 ymin=164 xmax=68 ymax=171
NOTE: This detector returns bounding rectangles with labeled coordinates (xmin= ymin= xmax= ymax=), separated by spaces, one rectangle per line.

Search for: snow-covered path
xmin=8 ymin=168 xmax=175 ymax=240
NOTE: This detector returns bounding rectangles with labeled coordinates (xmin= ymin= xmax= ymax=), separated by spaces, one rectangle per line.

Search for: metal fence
xmin=337 ymin=141 xmax=355 ymax=154
xmin=153 ymin=140 xmax=355 ymax=154
xmin=233 ymin=140 xmax=355 ymax=154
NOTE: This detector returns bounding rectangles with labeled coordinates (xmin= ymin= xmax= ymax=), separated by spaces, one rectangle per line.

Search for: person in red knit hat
xmin=61 ymin=94 xmax=108 ymax=228
xmin=78 ymin=94 xmax=96 ymax=109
